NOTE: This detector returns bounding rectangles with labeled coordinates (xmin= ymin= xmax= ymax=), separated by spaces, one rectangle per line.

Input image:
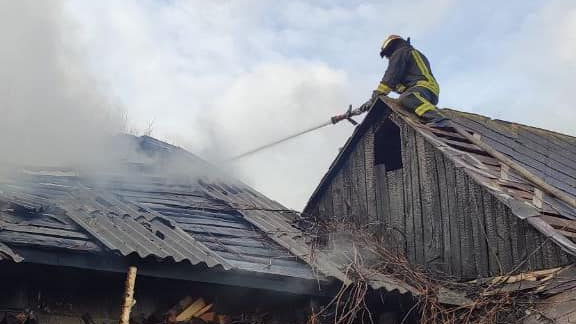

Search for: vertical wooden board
xmin=314 ymin=205 xmax=321 ymax=220
xmin=387 ymin=169 xmax=406 ymax=256
xmin=400 ymin=123 xmax=416 ymax=264
xmin=493 ymin=200 xmax=514 ymax=273
xmin=317 ymin=193 xmax=328 ymax=220
xmin=540 ymin=234 xmax=558 ymax=270
xmin=408 ymin=129 xmax=425 ymax=265
xmin=331 ymin=171 xmax=346 ymax=222
xmin=349 ymin=142 xmax=366 ymax=227
xmin=373 ymin=165 xmax=383 ymax=237
xmin=506 ymin=216 xmax=536 ymax=272
xmin=443 ymin=157 xmax=462 ymax=278
xmin=375 ymin=165 xmax=391 ymax=248
xmin=455 ymin=169 xmax=476 ymax=278
xmin=323 ymin=184 xmax=335 ymax=221
xmin=375 ymin=165 xmax=391 ymax=227
xmin=348 ymin=153 xmax=360 ymax=226
xmin=433 ymin=150 xmax=452 ymax=275
xmin=355 ymin=138 xmax=369 ymax=227
xmin=480 ymin=189 xmax=504 ymax=276
xmin=558 ymin=246 xmax=571 ymax=265
xmin=342 ymin=160 xmax=354 ymax=223
xmin=416 ymin=136 xmax=442 ymax=273
xmin=508 ymin=209 xmax=528 ymax=272
xmin=467 ymin=178 xmax=490 ymax=278
xmin=524 ymin=222 xmax=545 ymax=271
xmin=363 ymin=125 xmax=378 ymax=228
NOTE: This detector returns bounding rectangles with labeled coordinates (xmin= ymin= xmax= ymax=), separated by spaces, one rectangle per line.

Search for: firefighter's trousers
xmin=398 ymin=86 xmax=439 ymax=117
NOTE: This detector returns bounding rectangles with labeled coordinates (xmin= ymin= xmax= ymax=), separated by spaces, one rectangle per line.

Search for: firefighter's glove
xmin=352 ymin=101 xmax=371 ymax=115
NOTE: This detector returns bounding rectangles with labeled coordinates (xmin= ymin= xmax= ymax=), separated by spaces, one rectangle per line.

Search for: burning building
xmin=0 ymin=135 xmax=415 ymax=324
xmin=304 ymin=97 xmax=576 ymax=323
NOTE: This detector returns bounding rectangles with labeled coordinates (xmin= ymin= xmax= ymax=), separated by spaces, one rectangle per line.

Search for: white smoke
xmin=0 ymin=0 xmax=124 ymax=170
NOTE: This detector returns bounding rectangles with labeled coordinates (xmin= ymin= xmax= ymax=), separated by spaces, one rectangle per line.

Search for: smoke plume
xmin=0 ymin=0 xmax=123 ymax=171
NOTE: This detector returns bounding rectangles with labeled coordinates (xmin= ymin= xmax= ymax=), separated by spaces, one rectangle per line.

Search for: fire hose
xmin=227 ymin=104 xmax=368 ymax=162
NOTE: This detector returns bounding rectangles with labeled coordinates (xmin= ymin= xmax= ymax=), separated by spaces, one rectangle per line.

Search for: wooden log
xmin=167 ymin=296 xmax=194 ymax=323
xmin=176 ymin=298 xmax=208 ymax=321
xmin=119 ymin=266 xmax=137 ymax=324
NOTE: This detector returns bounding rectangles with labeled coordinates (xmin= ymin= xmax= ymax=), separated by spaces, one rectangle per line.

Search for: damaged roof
xmin=305 ymin=97 xmax=576 ymax=258
xmin=0 ymin=135 xmax=414 ymax=295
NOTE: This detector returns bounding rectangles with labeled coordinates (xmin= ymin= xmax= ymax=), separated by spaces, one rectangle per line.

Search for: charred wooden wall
xmin=308 ymin=116 xmax=570 ymax=280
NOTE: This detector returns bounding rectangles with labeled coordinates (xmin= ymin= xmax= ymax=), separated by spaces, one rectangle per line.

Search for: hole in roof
xmin=374 ymin=119 xmax=403 ymax=171
xmin=155 ymin=231 xmax=165 ymax=240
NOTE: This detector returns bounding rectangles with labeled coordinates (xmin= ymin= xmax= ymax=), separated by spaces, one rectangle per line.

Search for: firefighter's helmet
xmin=380 ymin=35 xmax=403 ymax=58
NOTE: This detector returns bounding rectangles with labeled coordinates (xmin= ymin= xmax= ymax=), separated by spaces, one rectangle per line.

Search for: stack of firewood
xmin=166 ymin=297 xmax=230 ymax=324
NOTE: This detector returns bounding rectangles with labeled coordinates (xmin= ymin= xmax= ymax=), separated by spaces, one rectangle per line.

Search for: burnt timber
xmin=304 ymin=97 xmax=576 ymax=280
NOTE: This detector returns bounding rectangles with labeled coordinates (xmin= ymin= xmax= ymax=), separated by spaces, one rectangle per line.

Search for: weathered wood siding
xmin=310 ymin=117 xmax=570 ymax=280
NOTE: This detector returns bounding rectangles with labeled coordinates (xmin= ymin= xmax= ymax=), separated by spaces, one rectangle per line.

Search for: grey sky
xmin=2 ymin=0 xmax=575 ymax=210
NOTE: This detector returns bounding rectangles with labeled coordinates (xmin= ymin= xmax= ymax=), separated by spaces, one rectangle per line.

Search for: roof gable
xmin=304 ymin=97 xmax=576 ymax=257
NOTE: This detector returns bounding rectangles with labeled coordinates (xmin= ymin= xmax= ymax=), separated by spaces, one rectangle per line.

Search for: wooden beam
xmin=500 ymin=164 xmax=511 ymax=181
xmin=175 ymin=298 xmax=209 ymax=322
xmin=119 ymin=266 xmax=137 ymax=324
xmin=533 ymin=188 xmax=544 ymax=209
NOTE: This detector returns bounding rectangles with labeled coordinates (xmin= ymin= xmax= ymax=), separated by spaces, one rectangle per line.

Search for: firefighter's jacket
xmin=376 ymin=42 xmax=439 ymax=97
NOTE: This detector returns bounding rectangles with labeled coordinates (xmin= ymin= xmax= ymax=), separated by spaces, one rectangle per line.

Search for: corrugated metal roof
xmin=60 ymin=186 xmax=231 ymax=269
xmin=0 ymin=173 xmax=228 ymax=268
xmin=0 ymin=136 xmax=330 ymax=284
xmin=0 ymin=134 xmax=417 ymax=293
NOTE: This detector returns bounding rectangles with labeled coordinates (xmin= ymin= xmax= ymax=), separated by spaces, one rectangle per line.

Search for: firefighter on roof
xmin=357 ymin=35 xmax=447 ymax=125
